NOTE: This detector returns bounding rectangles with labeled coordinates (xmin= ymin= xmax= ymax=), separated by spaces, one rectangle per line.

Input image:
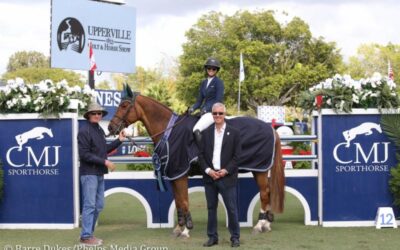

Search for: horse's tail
xmin=270 ymin=130 xmax=285 ymax=213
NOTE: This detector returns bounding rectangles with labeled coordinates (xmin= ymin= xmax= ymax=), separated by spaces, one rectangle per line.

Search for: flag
xmin=388 ymin=60 xmax=394 ymax=80
xmin=316 ymin=95 xmax=323 ymax=109
xmin=89 ymin=41 xmax=97 ymax=72
xmin=239 ymin=52 xmax=245 ymax=82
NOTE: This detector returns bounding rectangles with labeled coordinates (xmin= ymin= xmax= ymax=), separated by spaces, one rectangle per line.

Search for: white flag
xmin=239 ymin=52 xmax=245 ymax=82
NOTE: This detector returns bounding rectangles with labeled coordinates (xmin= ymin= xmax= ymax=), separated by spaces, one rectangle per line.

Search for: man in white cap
xmin=78 ymin=102 xmax=126 ymax=246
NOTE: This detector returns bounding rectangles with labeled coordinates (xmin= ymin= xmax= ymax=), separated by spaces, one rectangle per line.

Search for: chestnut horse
xmin=108 ymin=87 xmax=285 ymax=237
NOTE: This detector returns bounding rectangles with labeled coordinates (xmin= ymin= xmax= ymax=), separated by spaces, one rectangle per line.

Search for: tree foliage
xmin=2 ymin=51 xmax=84 ymax=86
xmin=124 ymin=66 xmax=186 ymax=113
xmin=3 ymin=67 xmax=84 ymax=87
xmin=177 ymin=10 xmax=343 ymax=111
xmin=7 ymin=51 xmax=49 ymax=72
xmin=345 ymin=43 xmax=400 ymax=83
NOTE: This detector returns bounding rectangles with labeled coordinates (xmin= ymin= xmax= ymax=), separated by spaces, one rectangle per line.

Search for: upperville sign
xmin=51 ymin=0 xmax=136 ymax=73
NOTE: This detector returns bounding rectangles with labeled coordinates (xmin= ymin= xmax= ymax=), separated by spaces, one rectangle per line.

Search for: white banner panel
xmin=50 ymin=0 xmax=136 ymax=73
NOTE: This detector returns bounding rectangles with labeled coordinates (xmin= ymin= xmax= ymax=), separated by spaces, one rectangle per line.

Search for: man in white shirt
xmin=198 ymin=102 xmax=242 ymax=248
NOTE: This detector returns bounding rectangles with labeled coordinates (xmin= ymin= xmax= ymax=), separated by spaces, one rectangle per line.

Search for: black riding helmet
xmin=204 ymin=57 xmax=221 ymax=71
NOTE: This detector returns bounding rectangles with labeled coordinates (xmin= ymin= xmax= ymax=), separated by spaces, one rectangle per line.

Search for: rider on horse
xmin=189 ymin=57 xmax=224 ymax=147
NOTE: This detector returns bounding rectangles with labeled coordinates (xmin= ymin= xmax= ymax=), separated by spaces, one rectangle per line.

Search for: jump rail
xmin=107 ymin=135 xmax=318 ymax=163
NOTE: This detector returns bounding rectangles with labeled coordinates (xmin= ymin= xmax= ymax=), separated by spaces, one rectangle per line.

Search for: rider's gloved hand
xmin=188 ymin=107 xmax=194 ymax=115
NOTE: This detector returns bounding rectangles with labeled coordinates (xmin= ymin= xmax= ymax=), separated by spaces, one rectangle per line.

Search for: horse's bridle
xmin=109 ymin=92 xmax=189 ymax=141
xmin=109 ymin=92 xmax=139 ymax=136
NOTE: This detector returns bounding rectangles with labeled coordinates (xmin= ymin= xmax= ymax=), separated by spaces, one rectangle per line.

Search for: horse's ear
xmin=122 ymin=83 xmax=134 ymax=99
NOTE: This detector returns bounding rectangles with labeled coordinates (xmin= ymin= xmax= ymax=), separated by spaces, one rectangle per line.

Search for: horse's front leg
xmin=171 ymin=176 xmax=193 ymax=238
xmin=252 ymin=172 xmax=274 ymax=234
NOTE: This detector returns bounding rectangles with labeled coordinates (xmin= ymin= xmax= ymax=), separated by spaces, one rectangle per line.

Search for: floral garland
xmin=298 ymin=73 xmax=400 ymax=113
xmin=0 ymin=78 xmax=95 ymax=116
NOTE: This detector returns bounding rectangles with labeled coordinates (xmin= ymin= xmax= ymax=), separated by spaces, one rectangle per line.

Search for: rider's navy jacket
xmin=191 ymin=76 xmax=224 ymax=113
xmin=78 ymin=121 xmax=122 ymax=175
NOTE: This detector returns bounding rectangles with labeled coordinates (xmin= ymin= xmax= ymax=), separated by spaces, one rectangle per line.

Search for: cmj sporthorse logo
xmin=333 ymin=122 xmax=390 ymax=173
xmin=6 ymin=126 xmax=61 ymax=176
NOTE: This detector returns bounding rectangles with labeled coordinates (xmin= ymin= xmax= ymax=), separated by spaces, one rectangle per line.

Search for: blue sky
xmin=0 ymin=0 xmax=399 ymax=75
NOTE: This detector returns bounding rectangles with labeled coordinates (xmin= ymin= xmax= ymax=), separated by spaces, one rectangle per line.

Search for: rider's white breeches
xmin=193 ymin=113 xmax=214 ymax=132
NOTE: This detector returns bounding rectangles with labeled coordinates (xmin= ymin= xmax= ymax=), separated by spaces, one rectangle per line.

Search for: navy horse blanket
xmin=154 ymin=115 xmax=276 ymax=181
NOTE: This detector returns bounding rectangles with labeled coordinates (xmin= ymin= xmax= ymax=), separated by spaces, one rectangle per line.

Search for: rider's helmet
xmin=204 ymin=57 xmax=221 ymax=72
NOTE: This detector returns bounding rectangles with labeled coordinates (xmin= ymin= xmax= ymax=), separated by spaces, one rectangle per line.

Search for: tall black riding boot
xmin=194 ymin=129 xmax=202 ymax=148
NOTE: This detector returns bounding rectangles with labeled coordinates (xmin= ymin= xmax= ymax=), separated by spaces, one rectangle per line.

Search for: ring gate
xmin=0 ymin=109 xmax=398 ymax=229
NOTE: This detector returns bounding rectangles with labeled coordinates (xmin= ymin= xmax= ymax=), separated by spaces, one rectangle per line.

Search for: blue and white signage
xmin=0 ymin=115 xmax=76 ymax=228
xmin=319 ymin=110 xmax=398 ymax=225
xmin=96 ymin=89 xmax=121 ymax=119
xmin=50 ymin=0 xmax=136 ymax=73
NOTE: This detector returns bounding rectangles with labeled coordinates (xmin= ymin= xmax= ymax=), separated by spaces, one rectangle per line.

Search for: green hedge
xmin=126 ymin=163 xmax=153 ymax=171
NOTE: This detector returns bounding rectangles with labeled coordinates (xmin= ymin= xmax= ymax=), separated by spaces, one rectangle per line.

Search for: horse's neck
xmin=137 ymin=97 xmax=172 ymax=143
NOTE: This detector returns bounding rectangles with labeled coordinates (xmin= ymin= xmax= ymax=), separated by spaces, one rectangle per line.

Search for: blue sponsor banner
xmin=51 ymin=0 xmax=136 ymax=73
xmin=0 ymin=117 xmax=74 ymax=225
xmin=95 ymin=89 xmax=121 ymax=120
xmin=320 ymin=110 xmax=398 ymax=222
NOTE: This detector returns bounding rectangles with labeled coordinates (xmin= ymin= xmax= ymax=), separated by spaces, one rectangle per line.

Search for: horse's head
xmin=108 ymin=84 xmax=140 ymax=135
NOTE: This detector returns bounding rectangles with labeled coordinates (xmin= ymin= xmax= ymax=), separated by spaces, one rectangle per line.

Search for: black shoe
xmin=231 ymin=239 xmax=240 ymax=247
xmin=203 ymin=238 xmax=218 ymax=247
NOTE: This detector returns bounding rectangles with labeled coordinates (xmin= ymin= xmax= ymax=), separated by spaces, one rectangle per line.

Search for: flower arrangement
xmin=298 ymin=73 xmax=400 ymax=113
xmin=133 ymin=150 xmax=151 ymax=157
xmin=0 ymin=78 xmax=95 ymax=116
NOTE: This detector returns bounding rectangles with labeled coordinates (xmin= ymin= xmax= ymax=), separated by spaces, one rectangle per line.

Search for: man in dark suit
xmin=199 ymin=102 xmax=241 ymax=248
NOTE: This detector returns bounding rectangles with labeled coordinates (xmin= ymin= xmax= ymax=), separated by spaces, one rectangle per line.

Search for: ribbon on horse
xmin=152 ymin=113 xmax=179 ymax=191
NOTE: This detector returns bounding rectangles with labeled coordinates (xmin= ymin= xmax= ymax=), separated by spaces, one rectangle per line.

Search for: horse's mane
xmin=139 ymin=95 xmax=174 ymax=114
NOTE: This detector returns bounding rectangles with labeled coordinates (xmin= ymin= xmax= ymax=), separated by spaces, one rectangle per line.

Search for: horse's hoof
xmin=262 ymin=225 xmax=271 ymax=232
xmin=179 ymin=229 xmax=190 ymax=239
xmin=252 ymin=228 xmax=262 ymax=235
xmin=179 ymin=233 xmax=190 ymax=239
xmin=172 ymin=228 xmax=182 ymax=237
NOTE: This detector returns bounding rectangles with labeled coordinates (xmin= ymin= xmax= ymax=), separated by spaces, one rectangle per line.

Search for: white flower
xmin=371 ymin=72 xmax=382 ymax=82
xmin=21 ymin=96 xmax=30 ymax=107
xmin=57 ymin=79 xmax=68 ymax=89
xmin=15 ymin=77 xmax=24 ymax=85
xmin=3 ymin=85 xmax=11 ymax=95
xmin=339 ymin=100 xmax=345 ymax=111
xmin=352 ymin=94 xmax=359 ymax=104
xmin=322 ymin=79 xmax=333 ymax=89
xmin=37 ymin=81 xmax=49 ymax=93
xmin=388 ymin=79 xmax=396 ymax=90
xmin=0 ymin=78 xmax=103 ymax=115
xmin=343 ymin=74 xmax=353 ymax=87
xmin=6 ymin=100 xmax=14 ymax=108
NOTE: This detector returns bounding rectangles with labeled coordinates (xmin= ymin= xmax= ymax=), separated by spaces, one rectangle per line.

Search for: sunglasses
xmin=90 ymin=112 xmax=103 ymax=116
xmin=212 ymin=112 xmax=225 ymax=116
xmin=207 ymin=67 xmax=218 ymax=71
